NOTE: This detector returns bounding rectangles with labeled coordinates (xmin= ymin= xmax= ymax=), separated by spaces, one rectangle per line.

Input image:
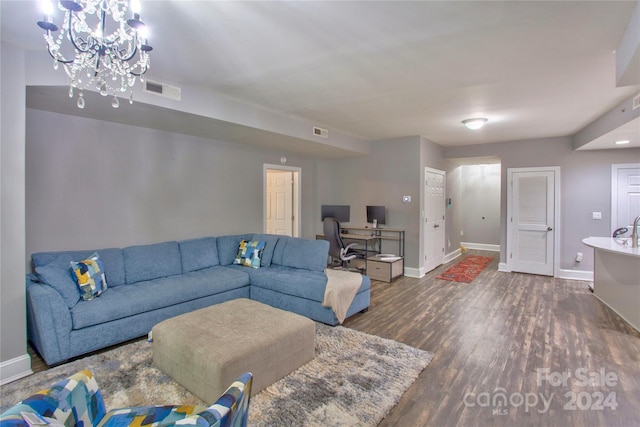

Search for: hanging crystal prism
xmin=111 ymin=96 xmax=120 ymax=108
xmin=77 ymin=90 xmax=85 ymax=109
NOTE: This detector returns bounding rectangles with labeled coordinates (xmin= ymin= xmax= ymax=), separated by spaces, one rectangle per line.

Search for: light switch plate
xmin=592 ymin=212 xmax=602 ymax=220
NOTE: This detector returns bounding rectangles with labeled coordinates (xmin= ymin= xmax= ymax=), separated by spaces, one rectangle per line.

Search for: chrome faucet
xmin=632 ymin=216 xmax=640 ymax=248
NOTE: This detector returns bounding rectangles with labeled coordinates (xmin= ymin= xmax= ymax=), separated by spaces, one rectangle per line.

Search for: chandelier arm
xmin=129 ymin=69 xmax=146 ymax=77
xmin=94 ymin=53 xmax=101 ymax=78
xmin=44 ymin=40 xmax=74 ymax=64
xmin=109 ymin=31 xmax=139 ymax=62
xmin=66 ymin=9 xmax=91 ymax=54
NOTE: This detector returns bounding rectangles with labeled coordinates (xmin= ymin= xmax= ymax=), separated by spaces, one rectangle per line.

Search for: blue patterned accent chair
xmin=0 ymin=370 xmax=253 ymax=427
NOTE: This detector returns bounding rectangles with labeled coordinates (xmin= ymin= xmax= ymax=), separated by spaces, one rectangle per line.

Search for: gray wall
xmin=444 ymin=137 xmax=640 ymax=271
xmin=327 ymin=136 xmax=422 ymax=268
xmin=0 ymin=43 xmax=28 ymax=379
xmin=324 ymin=135 xmax=462 ymax=274
xmin=460 ymin=164 xmax=501 ymax=246
xmin=25 ymin=109 xmax=331 ymax=258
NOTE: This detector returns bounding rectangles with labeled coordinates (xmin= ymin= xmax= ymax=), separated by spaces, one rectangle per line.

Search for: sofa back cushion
xmin=252 ymin=234 xmax=280 ymax=267
xmin=275 ymin=237 xmax=329 ymax=272
xmin=216 ymin=234 xmax=254 ymax=265
xmin=32 ymin=248 xmax=126 ymax=287
xmin=179 ymin=237 xmax=219 ymax=273
xmin=34 ymin=253 xmax=79 ymax=308
xmin=123 ymin=241 xmax=182 ymax=284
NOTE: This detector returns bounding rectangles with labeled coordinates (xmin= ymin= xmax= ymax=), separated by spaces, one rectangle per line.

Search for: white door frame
xmin=263 ymin=164 xmax=301 ymax=237
xmin=422 ymin=167 xmax=446 ymax=276
xmin=611 ymin=163 xmax=640 ymax=230
xmin=506 ymin=166 xmax=561 ymax=277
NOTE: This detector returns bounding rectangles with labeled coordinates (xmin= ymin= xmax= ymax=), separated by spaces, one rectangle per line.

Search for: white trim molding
xmin=404 ymin=266 xmax=423 ymax=278
xmin=444 ymin=248 xmax=462 ymax=264
xmin=557 ymin=269 xmax=594 ymax=282
xmin=461 ymin=242 xmax=500 ymax=252
xmin=0 ymin=353 xmax=32 ymax=385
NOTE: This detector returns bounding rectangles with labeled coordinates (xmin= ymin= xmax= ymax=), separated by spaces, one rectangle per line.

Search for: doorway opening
xmin=263 ymin=164 xmax=301 ymax=237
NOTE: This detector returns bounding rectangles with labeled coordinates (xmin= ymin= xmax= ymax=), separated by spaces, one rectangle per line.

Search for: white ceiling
xmin=2 ymin=0 xmax=640 ymax=151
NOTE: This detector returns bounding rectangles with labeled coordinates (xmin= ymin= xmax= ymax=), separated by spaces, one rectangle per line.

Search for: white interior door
xmin=264 ymin=165 xmax=300 ymax=237
xmin=612 ymin=163 xmax=640 ymax=231
xmin=424 ymin=168 xmax=445 ymax=273
xmin=266 ymin=170 xmax=293 ymax=235
xmin=508 ymin=168 xmax=557 ymax=276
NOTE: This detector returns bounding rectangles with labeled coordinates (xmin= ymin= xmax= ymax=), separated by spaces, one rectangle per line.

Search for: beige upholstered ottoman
xmin=152 ymin=298 xmax=316 ymax=403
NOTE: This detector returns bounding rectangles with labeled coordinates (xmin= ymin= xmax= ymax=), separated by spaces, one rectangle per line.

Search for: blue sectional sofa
xmin=26 ymin=234 xmax=371 ymax=365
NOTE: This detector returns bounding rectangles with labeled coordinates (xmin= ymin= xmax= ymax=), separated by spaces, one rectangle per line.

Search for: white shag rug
xmin=1 ymin=324 xmax=433 ymax=426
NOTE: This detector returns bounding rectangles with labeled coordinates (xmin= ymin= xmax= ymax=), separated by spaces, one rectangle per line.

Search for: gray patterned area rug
xmin=0 ymin=324 xmax=433 ymax=426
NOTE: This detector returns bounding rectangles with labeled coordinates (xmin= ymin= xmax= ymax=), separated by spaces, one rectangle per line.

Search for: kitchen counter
xmin=583 ymin=237 xmax=640 ymax=332
xmin=582 ymin=236 xmax=640 ymax=257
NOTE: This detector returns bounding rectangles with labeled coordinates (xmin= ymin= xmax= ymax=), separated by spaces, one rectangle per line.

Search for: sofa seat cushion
xmin=242 ymin=265 xmax=368 ymax=303
xmin=70 ymin=267 xmax=250 ymax=330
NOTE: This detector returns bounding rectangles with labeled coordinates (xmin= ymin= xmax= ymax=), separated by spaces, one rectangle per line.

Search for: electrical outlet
xmin=592 ymin=212 xmax=602 ymax=220
xmin=460 ymin=230 xmax=464 ymax=236
xmin=576 ymin=252 xmax=583 ymax=262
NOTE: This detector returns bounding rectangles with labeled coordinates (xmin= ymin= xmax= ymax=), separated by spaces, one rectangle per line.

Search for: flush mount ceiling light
xmin=37 ymin=0 xmax=153 ymax=109
xmin=462 ymin=118 xmax=488 ymax=130
xmin=614 ymin=140 xmax=630 ymax=145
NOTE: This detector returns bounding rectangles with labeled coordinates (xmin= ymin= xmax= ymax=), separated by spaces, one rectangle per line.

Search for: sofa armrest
xmin=0 ymin=370 xmax=106 ymax=427
xmin=26 ymin=279 xmax=73 ymax=365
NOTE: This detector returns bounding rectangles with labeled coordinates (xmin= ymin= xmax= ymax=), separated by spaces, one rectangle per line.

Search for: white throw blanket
xmin=323 ymin=268 xmax=363 ymax=324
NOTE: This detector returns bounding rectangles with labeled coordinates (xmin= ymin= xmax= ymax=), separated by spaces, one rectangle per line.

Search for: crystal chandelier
xmin=37 ymin=0 xmax=153 ymax=109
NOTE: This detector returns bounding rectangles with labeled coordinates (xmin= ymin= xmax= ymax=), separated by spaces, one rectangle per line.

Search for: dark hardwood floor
xmin=344 ymin=250 xmax=640 ymax=426
xmin=28 ymin=250 xmax=640 ymax=426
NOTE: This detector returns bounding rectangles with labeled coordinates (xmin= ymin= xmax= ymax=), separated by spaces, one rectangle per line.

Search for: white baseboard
xmin=444 ymin=248 xmax=462 ymax=264
xmin=461 ymin=242 xmax=500 ymax=252
xmin=557 ymin=268 xmax=593 ymax=282
xmin=0 ymin=353 xmax=32 ymax=385
xmin=403 ymin=267 xmax=422 ymax=278
xmin=498 ymin=262 xmax=510 ymax=272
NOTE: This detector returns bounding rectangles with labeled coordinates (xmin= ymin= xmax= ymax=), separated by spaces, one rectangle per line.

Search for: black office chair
xmin=323 ymin=217 xmax=359 ymax=270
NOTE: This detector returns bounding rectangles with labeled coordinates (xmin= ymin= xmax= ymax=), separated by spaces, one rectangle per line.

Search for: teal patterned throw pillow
xmin=233 ymin=240 xmax=266 ymax=268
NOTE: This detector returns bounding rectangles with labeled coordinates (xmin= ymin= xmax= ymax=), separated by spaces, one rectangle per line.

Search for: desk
xmin=317 ymin=226 xmax=405 ymax=276
xmin=340 ymin=226 xmax=405 ymax=258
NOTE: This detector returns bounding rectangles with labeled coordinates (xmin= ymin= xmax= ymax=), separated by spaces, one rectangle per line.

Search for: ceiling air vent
xmin=313 ymin=126 xmax=329 ymax=138
xmin=143 ymin=80 xmax=181 ymax=101
xmin=633 ymin=93 xmax=640 ymax=110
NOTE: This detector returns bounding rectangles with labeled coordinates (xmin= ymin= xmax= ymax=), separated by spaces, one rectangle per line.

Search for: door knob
xmin=547 ymin=226 xmax=553 ymax=231
xmin=434 ymin=224 xmax=440 ymax=228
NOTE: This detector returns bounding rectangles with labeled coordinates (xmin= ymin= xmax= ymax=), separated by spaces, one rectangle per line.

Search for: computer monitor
xmin=321 ymin=205 xmax=350 ymax=223
xmin=366 ymin=205 xmax=386 ymax=225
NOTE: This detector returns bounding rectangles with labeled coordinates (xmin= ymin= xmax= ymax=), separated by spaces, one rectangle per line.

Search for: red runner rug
xmin=436 ymin=255 xmax=494 ymax=283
